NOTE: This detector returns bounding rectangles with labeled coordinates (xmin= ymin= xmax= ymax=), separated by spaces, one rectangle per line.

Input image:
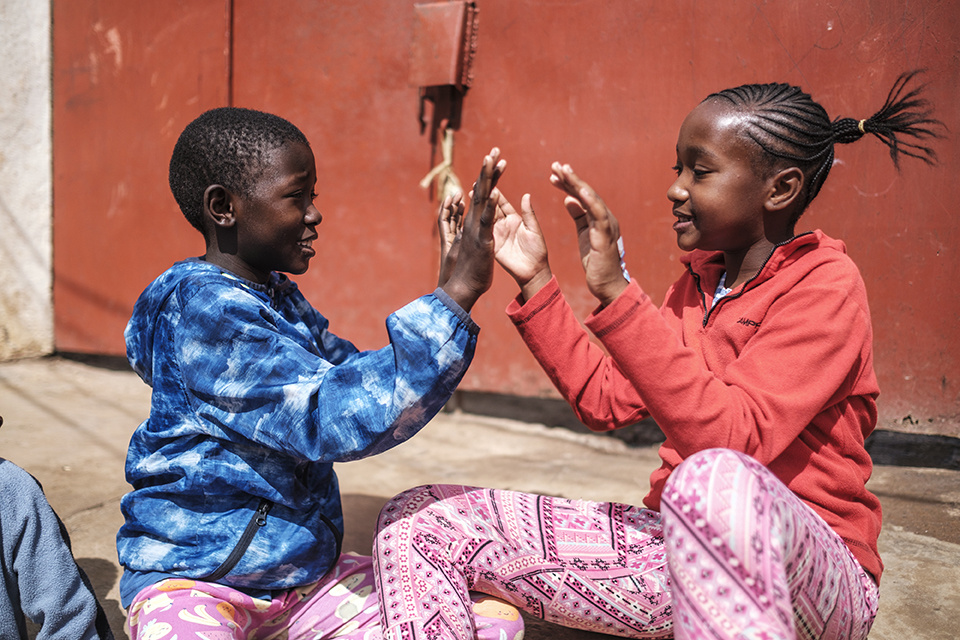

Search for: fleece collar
xmin=680 ymin=229 xmax=847 ymax=294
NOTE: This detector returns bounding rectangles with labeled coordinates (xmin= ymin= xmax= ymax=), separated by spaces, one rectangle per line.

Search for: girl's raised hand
xmin=493 ymin=192 xmax=552 ymax=303
xmin=440 ymin=148 xmax=506 ymax=312
xmin=549 ymin=163 xmax=628 ymax=307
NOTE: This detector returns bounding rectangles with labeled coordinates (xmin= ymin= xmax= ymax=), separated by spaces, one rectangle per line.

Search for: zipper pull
xmin=256 ymin=501 xmax=270 ymax=526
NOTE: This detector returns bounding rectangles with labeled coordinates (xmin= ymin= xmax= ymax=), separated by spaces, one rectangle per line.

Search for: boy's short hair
xmin=169 ymin=107 xmax=309 ymax=232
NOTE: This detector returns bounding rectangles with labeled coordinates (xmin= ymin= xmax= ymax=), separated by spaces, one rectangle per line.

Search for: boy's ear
xmin=765 ymin=167 xmax=804 ymax=212
xmin=204 ymin=184 xmax=236 ymax=228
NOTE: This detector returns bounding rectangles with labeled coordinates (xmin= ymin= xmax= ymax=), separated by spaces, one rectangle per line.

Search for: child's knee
xmin=667 ymin=448 xmax=753 ymax=486
xmin=376 ymin=484 xmax=436 ymax=531
xmin=663 ymin=448 xmax=759 ymax=511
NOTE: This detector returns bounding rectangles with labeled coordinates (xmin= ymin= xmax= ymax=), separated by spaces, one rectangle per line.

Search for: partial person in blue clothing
xmin=0 ymin=415 xmax=115 ymax=640
xmin=119 ymin=107 xmax=516 ymax=640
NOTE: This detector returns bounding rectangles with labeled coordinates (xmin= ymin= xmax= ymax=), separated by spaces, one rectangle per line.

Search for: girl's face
xmin=668 ymin=100 xmax=772 ymax=255
xmin=232 ymin=141 xmax=321 ymax=282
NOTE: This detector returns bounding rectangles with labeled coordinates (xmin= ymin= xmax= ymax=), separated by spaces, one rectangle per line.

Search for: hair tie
xmin=857 ymin=119 xmax=867 ymax=134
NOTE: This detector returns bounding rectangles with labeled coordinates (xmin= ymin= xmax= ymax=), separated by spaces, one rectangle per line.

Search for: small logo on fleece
xmin=737 ymin=317 xmax=761 ymax=328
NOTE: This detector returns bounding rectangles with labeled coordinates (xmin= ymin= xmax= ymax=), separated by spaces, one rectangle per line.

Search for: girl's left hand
xmin=550 ymin=163 xmax=628 ymax=307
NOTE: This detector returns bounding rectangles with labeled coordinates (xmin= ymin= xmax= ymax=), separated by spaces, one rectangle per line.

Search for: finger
xmin=563 ymin=196 xmax=590 ymax=235
xmin=439 ymin=194 xmax=455 ymax=235
xmin=549 ymin=162 xmax=581 ymax=198
xmin=473 ymin=148 xmax=502 ymax=204
xmin=451 ymin=192 xmax=465 ymax=230
xmin=494 ymin=190 xmax=520 ymax=218
xmin=577 ymin=188 xmax=619 ymax=247
xmin=490 ymin=158 xmax=507 ymax=191
xmin=519 ymin=193 xmax=541 ymax=229
xmin=576 ymin=186 xmax=615 ymax=229
xmin=479 ymin=187 xmax=500 ymax=228
xmin=439 ymin=193 xmax=453 ymax=218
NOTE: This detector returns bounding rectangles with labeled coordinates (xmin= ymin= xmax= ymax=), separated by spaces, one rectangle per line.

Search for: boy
xmin=118 ymin=107 xmax=506 ymax=639
xmin=0 ymin=416 xmax=115 ymax=640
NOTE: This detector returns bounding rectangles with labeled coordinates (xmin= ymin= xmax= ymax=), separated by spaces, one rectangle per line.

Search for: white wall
xmin=0 ymin=0 xmax=53 ymax=360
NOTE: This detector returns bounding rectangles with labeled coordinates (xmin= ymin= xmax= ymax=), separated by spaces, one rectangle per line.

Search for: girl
xmin=373 ymin=72 xmax=942 ymax=640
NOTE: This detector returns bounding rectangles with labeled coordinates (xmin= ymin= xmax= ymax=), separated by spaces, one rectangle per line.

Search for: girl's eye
xmin=671 ymin=164 xmax=682 ymax=176
xmin=310 ymin=192 xmax=318 ymax=201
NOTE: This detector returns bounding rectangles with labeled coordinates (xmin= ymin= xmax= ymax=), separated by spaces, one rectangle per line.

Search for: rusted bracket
xmin=409 ymin=1 xmax=479 ymax=199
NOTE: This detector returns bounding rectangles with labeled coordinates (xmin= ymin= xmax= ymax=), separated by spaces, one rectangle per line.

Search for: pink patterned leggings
xmin=374 ymin=448 xmax=879 ymax=640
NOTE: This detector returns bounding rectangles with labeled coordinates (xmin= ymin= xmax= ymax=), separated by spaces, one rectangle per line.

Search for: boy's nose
xmin=306 ymin=203 xmax=322 ymax=225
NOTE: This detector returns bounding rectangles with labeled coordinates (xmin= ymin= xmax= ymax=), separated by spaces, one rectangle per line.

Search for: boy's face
xmin=232 ymin=141 xmax=321 ymax=282
xmin=667 ymin=100 xmax=771 ymax=255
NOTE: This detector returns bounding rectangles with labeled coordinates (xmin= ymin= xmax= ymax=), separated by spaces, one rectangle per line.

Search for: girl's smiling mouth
xmin=673 ymin=211 xmax=694 ymax=231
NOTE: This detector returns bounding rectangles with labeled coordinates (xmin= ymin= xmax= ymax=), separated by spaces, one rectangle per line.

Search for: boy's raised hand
xmin=492 ymin=192 xmax=552 ymax=303
xmin=550 ymin=162 xmax=628 ymax=307
xmin=437 ymin=190 xmax=464 ymax=288
xmin=439 ymin=148 xmax=505 ymax=312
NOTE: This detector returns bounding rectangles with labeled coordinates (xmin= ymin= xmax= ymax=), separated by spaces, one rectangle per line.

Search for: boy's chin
xmin=284 ymin=261 xmax=312 ymax=276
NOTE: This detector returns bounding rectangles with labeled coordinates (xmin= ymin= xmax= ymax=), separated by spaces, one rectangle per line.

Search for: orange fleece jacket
xmin=507 ymin=230 xmax=883 ymax=582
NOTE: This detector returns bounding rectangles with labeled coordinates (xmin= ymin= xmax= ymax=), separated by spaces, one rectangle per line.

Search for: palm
xmin=494 ymin=212 xmax=546 ymax=282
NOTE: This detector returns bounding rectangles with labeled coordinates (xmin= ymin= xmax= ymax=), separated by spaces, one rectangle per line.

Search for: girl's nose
xmin=667 ymin=176 xmax=688 ymax=203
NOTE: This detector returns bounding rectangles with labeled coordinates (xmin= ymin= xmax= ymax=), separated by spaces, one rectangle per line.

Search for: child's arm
xmin=0 ymin=460 xmax=114 ymax=639
xmin=437 ymin=148 xmax=505 ymax=312
xmin=493 ymin=189 xmax=649 ymax=431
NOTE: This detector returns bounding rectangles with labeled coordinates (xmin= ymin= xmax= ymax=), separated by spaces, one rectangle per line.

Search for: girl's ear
xmin=204 ymin=184 xmax=236 ymax=228
xmin=765 ymin=167 xmax=804 ymax=212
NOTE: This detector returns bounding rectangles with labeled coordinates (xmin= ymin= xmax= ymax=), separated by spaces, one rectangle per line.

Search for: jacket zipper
xmin=318 ymin=512 xmax=343 ymax=569
xmin=200 ymin=498 xmax=272 ymax=582
xmin=694 ymin=232 xmax=812 ymax=328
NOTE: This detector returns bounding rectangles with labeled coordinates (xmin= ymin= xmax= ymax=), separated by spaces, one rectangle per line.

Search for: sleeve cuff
xmin=433 ymin=287 xmax=480 ymax=334
xmin=584 ymin=279 xmax=651 ymax=337
xmin=505 ymin=276 xmax=562 ymax=324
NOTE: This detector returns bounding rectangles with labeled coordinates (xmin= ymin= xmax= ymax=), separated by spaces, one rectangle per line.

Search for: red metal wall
xmin=54 ymin=0 xmax=960 ymax=435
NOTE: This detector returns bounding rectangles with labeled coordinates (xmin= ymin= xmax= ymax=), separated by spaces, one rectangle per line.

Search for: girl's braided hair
xmin=706 ymin=70 xmax=945 ymax=217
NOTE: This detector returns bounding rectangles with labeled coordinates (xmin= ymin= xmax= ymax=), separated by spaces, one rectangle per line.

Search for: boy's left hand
xmin=550 ymin=162 xmax=629 ymax=307
xmin=437 ymin=191 xmax=464 ymax=288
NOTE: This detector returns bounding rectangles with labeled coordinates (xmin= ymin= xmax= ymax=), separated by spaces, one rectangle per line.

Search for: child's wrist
xmin=519 ymin=268 xmax=553 ymax=303
xmin=594 ymin=278 xmax=629 ymax=308
xmin=441 ymin=279 xmax=480 ymax=313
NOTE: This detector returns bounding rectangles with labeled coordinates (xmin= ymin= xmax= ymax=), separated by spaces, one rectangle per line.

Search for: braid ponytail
xmin=831 ymin=70 xmax=944 ymax=169
xmin=707 ymin=70 xmax=944 ymax=216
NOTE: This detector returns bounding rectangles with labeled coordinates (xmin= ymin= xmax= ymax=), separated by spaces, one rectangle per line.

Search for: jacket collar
xmin=680 ymin=229 xmax=845 ymax=294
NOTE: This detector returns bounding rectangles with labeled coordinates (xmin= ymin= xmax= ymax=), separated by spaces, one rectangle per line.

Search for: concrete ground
xmin=0 ymin=356 xmax=957 ymax=639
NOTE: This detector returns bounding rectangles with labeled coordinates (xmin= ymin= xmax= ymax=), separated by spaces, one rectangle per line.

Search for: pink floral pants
xmin=374 ymin=449 xmax=879 ymax=640
xmin=126 ymin=554 xmax=523 ymax=640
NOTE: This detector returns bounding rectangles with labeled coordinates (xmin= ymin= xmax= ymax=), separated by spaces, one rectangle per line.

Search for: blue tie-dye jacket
xmin=117 ymin=259 xmax=478 ymax=606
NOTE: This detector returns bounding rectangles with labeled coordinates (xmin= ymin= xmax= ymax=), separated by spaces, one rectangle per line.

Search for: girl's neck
xmin=722 ymin=240 xmax=775 ymax=289
xmin=723 ymin=227 xmax=797 ymax=288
